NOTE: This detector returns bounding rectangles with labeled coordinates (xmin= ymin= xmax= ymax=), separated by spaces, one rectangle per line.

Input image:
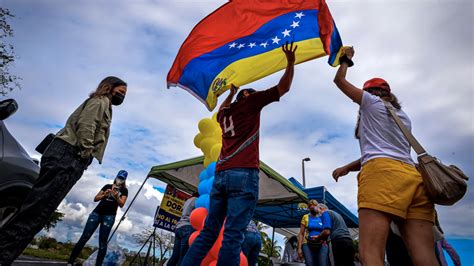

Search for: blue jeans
xmin=241 ymin=231 xmax=262 ymax=266
xmin=167 ymin=225 xmax=194 ymax=266
xmin=69 ymin=212 xmax=116 ymax=266
xmin=181 ymin=168 xmax=259 ymax=266
xmin=302 ymin=243 xmax=329 ymax=266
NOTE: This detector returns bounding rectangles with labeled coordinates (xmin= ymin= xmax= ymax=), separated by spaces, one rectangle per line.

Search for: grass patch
xmin=22 ymin=248 xmax=70 ymax=261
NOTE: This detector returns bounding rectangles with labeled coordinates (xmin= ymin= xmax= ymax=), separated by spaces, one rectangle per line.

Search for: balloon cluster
xmin=187 ymin=114 xmax=248 ymax=266
xmin=193 ymin=113 xmax=222 ymax=168
xmin=194 ymin=162 xmax=216 ymax=210
xmin=189 ymin=208 xmax=247 ymax=266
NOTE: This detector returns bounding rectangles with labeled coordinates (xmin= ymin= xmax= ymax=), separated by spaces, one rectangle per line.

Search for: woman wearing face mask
xmin=297 ymin=199 xmax=331 ymax=266
xmin=0 ymin=76 xmax=128 ymax=265
xmin=68 ymin=170 xmax=128 ymax=266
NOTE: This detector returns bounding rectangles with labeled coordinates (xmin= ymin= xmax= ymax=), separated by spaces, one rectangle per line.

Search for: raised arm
xmin=277 ymin=42 xmax=297 ymax=97
xmin=218 ymin=84 xmax=238 ymax=112
xmin=333 ymin=47 xmax=363 ymax=104
xmin=332 ymin=158 xmax=361 ymax=182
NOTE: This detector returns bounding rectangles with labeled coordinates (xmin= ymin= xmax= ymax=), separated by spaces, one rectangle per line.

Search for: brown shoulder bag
xmin=383 ymin=100 xmax=469 ymax=206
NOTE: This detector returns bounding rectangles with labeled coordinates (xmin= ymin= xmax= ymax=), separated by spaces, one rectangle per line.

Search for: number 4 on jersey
xmin=223 ymin=116 xmax=235 ymax=137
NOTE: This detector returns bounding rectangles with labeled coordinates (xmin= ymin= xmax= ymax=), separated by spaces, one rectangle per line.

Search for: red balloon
xmin=209 ymin=220 xmax=227 ymax=259
xmin=188 ymin=230 xmax=200 ymax=246
xmin=190 ymin=207 xmax=208 ymax=231
xmin=209 ymin=260 xmax=217 ymax=266
xmin=239 ymin=252 xmax=248 ymax=266
xmin=201 ymin=253 xmax=214 ymax=266
xmin=210 ymin=232 xmax=224 ymax=258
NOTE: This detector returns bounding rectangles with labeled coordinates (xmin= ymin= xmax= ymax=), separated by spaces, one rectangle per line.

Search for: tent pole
xmin=108 ymin=176 xmax=150 ymax=244
xmin=268 ymin=226 xmax=275 ymax=265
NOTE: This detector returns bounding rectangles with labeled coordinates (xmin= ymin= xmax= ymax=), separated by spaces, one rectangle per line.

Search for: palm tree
xmin=255 ymin=221 xmax=281 ymax=265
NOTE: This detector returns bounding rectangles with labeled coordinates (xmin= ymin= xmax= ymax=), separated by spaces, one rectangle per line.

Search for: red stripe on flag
xmin=167 ymin=0 xmax=337 ymax=84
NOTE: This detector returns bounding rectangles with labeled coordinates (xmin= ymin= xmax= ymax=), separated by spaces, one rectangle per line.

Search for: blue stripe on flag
xmin=179 ymin=9 xmax=320 ymax=100
xmin=328 ymin=21 xmax=342 ymax=65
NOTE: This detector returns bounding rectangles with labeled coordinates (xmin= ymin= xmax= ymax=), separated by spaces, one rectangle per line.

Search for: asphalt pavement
xmin=12 ymin=256 xmax=67 ymax=266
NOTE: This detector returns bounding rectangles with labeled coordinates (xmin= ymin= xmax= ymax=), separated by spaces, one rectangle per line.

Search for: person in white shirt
xmin=331 ymin=47 xmax=437 ymax=266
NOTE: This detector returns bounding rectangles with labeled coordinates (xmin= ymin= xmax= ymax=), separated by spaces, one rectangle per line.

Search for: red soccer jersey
xmin=216 ymin=86 xmax=280 ymax=172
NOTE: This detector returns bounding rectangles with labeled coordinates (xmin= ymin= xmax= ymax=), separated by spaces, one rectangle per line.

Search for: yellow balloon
xmin=203 ymin=157 xmax=211 ymax=168
xmin=210 ymin=143 xmax=222 ymax=162
xmin=211 ymin=112 xmax=218 ymax=122
xmin=198 ymin=118 xmax=215 ymax=136
xmin=212 ymin=121 xmax=220 ymax=131
xmin=193 ymin=133 xmax=204 ymax=149
xmin=200 ymin=137 xmax=215 ymax=156
xmin=213 ymin=129 xmax=222 ymax=142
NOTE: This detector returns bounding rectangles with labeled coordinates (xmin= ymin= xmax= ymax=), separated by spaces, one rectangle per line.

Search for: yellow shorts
xmin=358 ymin=157 xmax=434 ymax=222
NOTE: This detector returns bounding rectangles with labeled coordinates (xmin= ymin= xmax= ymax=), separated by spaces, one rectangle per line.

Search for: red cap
xmin=363 ymin=78 xmax=390 ymax=93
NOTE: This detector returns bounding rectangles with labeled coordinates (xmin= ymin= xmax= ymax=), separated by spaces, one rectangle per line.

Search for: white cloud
xmin=2 ymin=0 xmax=473 ymax=253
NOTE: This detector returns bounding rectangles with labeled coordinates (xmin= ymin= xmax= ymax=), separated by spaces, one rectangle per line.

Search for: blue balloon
xmin=195 ymin=194 xmax=210 ymax=210
xmin=198 ymin=177 xmax=215 ymax=196
xmin=198 ymin=179 xmax=210 ymax=195
xmin=206 ymin=162 xmax=217 ymax=178
xmin=199 ymin=169 xmax=208 ymax=181
xmin=206 ymin=177 xmax=215 ymax=194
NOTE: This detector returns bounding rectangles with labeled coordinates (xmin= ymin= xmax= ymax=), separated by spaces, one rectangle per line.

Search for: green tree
xmin=43 ymin=210 xmax=64 ymax=232
xmin=256 ymin=221 xmax=282 ymax=265
xmin=0 ymin=7 xmax=21 ymax=96
xmin=37 ymin=236 xmax=58 ymax=249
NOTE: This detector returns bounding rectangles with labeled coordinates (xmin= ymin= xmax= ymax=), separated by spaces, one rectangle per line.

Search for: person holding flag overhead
xmin=181 ymin=42 xmax=297 ymax=266
xmin=332 ymin=47 xmax=438 ymax=266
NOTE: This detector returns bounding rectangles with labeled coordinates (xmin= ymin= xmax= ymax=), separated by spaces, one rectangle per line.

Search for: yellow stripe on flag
xmin=206 ymin=37 xmax=332 ymax=109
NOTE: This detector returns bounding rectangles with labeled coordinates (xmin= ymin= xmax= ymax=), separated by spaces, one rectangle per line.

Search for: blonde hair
xmin=308 ymin=199 xmax=318 ymax=207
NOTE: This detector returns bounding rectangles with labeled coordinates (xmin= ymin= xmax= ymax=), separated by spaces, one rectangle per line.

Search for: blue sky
xmin=2 ymin=0 xmax=473 ymax=262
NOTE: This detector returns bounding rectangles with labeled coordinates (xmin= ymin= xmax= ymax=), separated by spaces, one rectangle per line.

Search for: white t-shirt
xmin=358 ymin=91 xmax=414 ymax=165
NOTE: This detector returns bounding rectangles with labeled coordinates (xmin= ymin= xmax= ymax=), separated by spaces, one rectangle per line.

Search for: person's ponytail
xmin=383 ymin=93 xmax=401 ymax=110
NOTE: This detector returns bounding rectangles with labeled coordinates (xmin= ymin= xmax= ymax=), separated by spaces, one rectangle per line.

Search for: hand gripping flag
xmin=167 ymin=0 xmax=343 ymax=111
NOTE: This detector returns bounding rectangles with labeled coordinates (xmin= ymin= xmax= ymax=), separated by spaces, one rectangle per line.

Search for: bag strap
xmin=382 ymin=100 xmax=427 ymax=156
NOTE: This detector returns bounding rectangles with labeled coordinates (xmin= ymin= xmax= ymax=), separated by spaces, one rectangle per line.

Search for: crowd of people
xmin=0 ymin=40 xmax=461 ymax=266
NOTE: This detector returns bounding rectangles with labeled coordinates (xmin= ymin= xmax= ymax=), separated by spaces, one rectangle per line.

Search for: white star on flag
xmin=295 ymin=12 xmax=305 ymax=19
xmin=290 ymin=21 xmax=300 ymax=28
xmin=237 ymin=43 xmax=245 ymax=49
xmin=260 ymin=42 xmax=268 ymax=48
xmin=248 ymin=42 xmax=256 ymax=48
xmin=272 ymin=36 xmax=281 ymax=44
xmin=282 ymin=29 xmax=291 ymax=37
xmin=229 ymin=42 xmax=237 ymax=48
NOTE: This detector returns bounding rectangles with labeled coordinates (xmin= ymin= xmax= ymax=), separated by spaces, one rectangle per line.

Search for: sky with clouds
xmin=2 ymin=0 xmax=473 ymax=258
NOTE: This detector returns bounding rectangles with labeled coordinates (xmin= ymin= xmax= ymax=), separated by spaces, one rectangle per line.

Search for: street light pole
xmin=302 ymin=157 xmax=310 ymax=188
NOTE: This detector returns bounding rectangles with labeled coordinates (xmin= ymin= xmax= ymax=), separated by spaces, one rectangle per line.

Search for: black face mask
xmin=111 ymin=93 xmax=125 ymax=106
xmin=310 ymin=209 xmax=317 ymax=215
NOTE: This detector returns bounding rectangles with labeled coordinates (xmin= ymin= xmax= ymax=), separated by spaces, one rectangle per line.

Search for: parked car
xmin=0 ymin=99 xmax=40 ymax=228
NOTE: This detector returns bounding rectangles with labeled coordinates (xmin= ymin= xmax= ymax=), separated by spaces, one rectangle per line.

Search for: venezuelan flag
xmin=167 ymin=0 xmax=343 ymax=111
